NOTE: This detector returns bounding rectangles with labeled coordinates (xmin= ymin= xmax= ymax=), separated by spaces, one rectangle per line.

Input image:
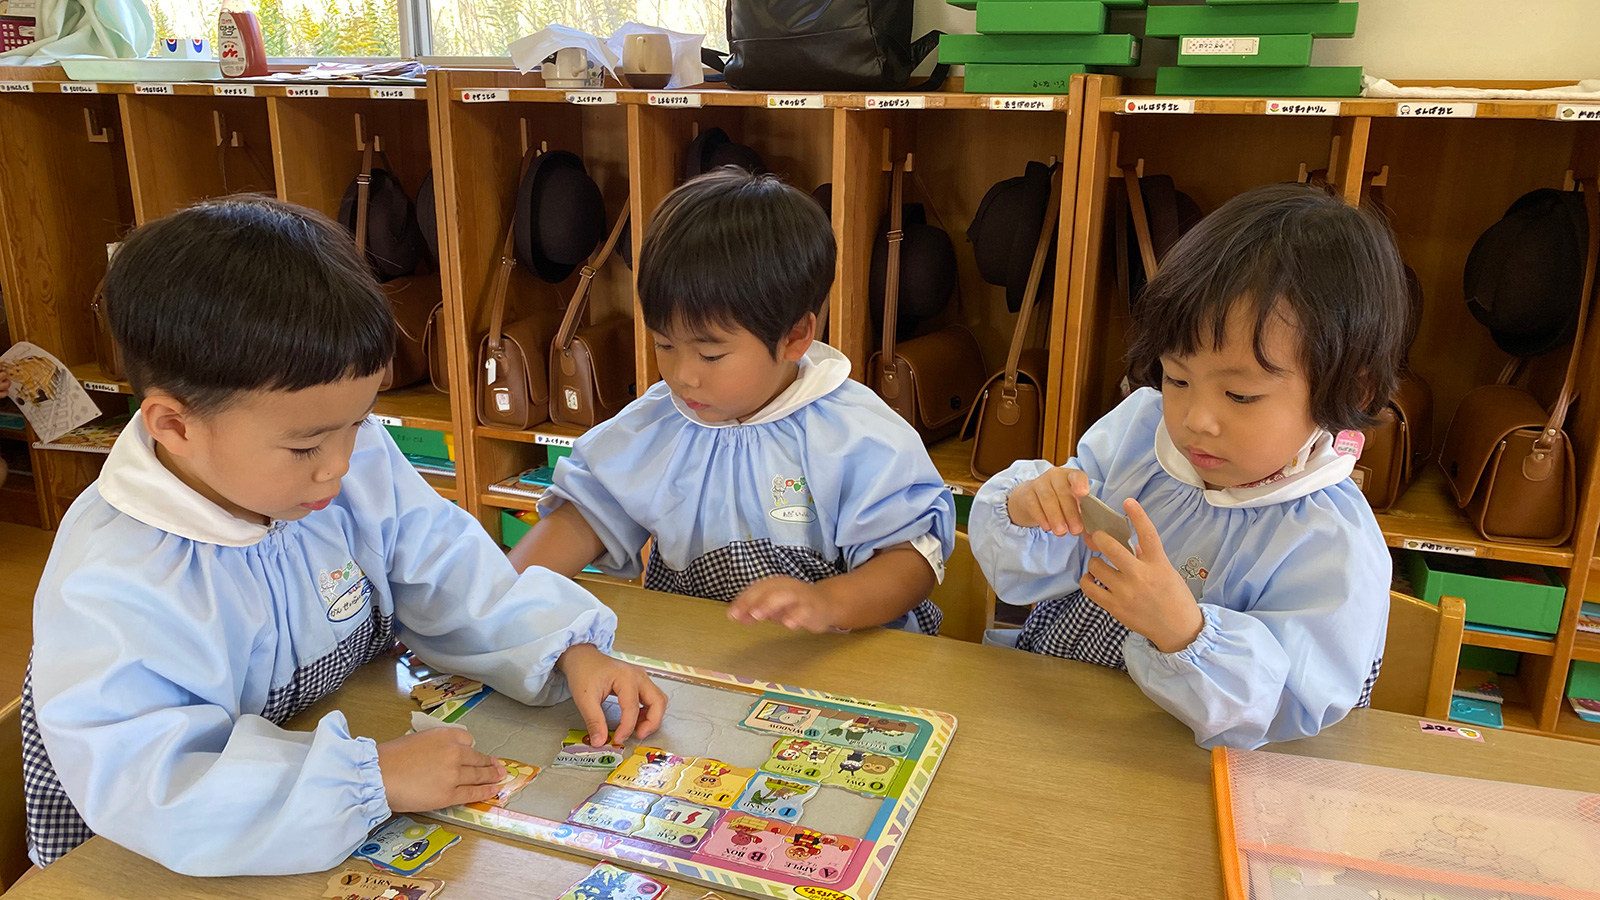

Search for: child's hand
xmin=376 ymin=727 xmax=506 ymax=812
xmin=1007 ymin=467 xmax=1091 ymax=536
xmin=1079 ymin=499 xmax=1204 ymax=654
xmin=557 ymin=643 xmax=668 ymax=747
xmin=728 ymin=576 xmax=840 ymax=633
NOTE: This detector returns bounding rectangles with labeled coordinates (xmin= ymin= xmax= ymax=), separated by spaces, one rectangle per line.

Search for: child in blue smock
xmin=25 ymin=198 xmax=665 ymax=875
xmin=510 ymin=169 xmax=955 ymax=635
xmin=971 ymin=184 xmax=1409 ymax=749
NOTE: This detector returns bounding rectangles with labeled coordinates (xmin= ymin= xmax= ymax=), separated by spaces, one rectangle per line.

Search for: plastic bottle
xmin=216 ymin=0 xmax=268 ymax=79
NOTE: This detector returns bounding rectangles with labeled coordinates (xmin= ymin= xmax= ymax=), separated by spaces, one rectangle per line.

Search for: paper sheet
xmin=2 ymin=342 xmax=100 ymax=444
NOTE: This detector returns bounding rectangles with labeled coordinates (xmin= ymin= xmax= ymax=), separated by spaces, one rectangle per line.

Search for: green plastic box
xmin=939 ymin=33 xmax=1140 ymax=66
xmin=1402 ymin=551 xmax=1566 ymax=636
xmin=385 ymin=425 xmax=453 ymax=461
xmin=1569 ymin=662 xmax=1600 ymax=701
xmin=950 ymin=0 xmax=1142 ymax=10
xmin=1155 ymin=65 xmax=1363 ymax=97
xmin=1458 ymin=645 xmax=1521 ymax=676
xmin=1145 ymin=3 xmax=1358 ymax=37
xmin=965 ymin=64 xmax=1088 ymax=94
xmin=1207 ymin=0 xmax=1337 ymax=4
xmin=500 ymin=509 xmax=535 ymax=549
xmin=976 ymin=2 xmax=1105 ymax=34
xmin=1178 ymin=34 xmax=1313 ymax=67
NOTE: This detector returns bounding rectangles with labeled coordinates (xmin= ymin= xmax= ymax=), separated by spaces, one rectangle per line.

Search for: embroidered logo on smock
xmin=1180 ymin=555 xmax=1210 ymax=593
xmin=317 ymin=559 xmax=373 ymax=623
xmin=770 ymin=474 xmax=817 ymax=524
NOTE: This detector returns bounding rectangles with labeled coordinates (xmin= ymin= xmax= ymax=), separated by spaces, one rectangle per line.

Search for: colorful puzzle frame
xmin=422 ymin=653 xmax=957 ymax=900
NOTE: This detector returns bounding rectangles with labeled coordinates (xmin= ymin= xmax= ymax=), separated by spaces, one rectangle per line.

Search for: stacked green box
xmin=1145 ymin=1 xmax=1361 ymax=98
xmin=941 ymin=3 xmax=1143 ymax=94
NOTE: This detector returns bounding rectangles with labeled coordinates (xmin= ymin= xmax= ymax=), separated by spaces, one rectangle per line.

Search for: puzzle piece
xmin=670 ymin=758 xmax=756 ymax=808
xmin=732 ymin=773 xmax=818 ymax=823
xmin=823 ymin=749 xmax=900 ymax=796
xmin=761 ymin=739 xmax=843 ymax=781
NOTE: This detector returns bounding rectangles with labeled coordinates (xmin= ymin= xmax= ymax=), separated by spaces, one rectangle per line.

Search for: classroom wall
xmin=919 ymin=0 xmax=1600 ymax=82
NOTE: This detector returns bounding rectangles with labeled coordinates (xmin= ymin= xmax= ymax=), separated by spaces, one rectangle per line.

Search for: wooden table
xmin=15 ymin=583 xmax=1600 ymax=899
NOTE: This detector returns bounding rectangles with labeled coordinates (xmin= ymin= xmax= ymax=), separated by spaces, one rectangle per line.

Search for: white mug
xmin=542 ymin=46 xmax=595 ymax=87
xmin=622 ymin=33 xmax=672 ymax=89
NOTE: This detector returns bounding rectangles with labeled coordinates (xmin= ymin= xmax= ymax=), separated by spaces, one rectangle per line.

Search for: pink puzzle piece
xmin=698 ymin=813 xmax=786 ymax=868
xmin=766 ymin=827 xmax=857 ymax=884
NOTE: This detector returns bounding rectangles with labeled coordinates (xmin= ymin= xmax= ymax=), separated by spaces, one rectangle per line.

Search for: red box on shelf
xmin=0 ymin=17 xmax=36 ymax=52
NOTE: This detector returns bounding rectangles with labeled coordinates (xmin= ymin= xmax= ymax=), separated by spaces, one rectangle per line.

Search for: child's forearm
xmin=819 ymin=544 xmax=938 ymax=631
xmin=507 ymin=502 xmax=608 ymax=576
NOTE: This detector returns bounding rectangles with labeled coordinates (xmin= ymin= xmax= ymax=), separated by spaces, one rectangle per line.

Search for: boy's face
xmin=1159 ymin=304 xmax=1318 ymax=490
xmin=144 ymin=373 xmax=385 ymax=524
xmin=651 ymin=315 xmax=815 ymax=424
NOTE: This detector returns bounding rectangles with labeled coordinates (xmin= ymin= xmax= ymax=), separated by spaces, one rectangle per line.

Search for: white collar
xmin=1154 ymin=419 xmax=1358 ymax=509
xmin=670 ymin=341 xmax=852 ymax=428
xmin=97 ymin=413 xmax=272 ymax=547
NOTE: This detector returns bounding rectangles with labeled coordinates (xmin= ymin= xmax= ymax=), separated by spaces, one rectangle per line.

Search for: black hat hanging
xmin=682 ymin=127 xmax=767 ymax=182
xmin=338 ymin=157 xmax=428 ymax=282
xmin=514 ymin=149 xmax=607 ymax=283
xmin=968 ymin=160 xmax=1062 ymax=313
xmin=1464 ymin=187 xmax=1588 ymax=358
xmin=869 ymin=203 xmax=957 ymax=338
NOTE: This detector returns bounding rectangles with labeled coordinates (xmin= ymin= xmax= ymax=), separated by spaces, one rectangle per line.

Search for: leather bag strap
xmin=1123 ymin=170 xmax=1159 ymax=278
xmin=1002 ymin=165 xmax=1063 ymax=394
xmin=556 ymin=194 xmax=633 ymax=351
xmin=879 ymin=158 xmax=907 ymax=389
xmin=354 ymin=142 xmax=373 ymax=257
xmin=1536 ymin=179 xmax=1599 ymax=456
xmin=487 ymin=146 xmax=539 ymax=358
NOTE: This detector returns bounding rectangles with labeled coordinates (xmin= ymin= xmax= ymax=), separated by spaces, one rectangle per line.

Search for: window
xmin=147 ymin=0 xmax=401 ymax=57
xmin=144 ymin=0 xmax=722 ymax=59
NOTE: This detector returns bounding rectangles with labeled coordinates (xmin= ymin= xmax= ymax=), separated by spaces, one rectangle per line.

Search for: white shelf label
xmin=989 ymin=96 xmax=1054 ymax=112
xmin=60 ymin=82 xmax=99 ymax=94
xmin=1556 ymin=104 xmax=1600 ymax=121
xmin=534 ymin=433 xmax=577 ymax=448
xmin=1401 ymin=538 xmax=1478 ymax=557
xmin=461 ymin=88 xmax=508 ymax=103
xmin=1396 ymin=102 xmax=1476 ymax=119
xmin=766 ymin=94 xmax=822 ymax=109
xmin=83 ymin=381 xmax=121 ymax=394
xmin=134 ymin=83 xmax=174 ymax=95
xmin=372 ymin=414 xmax=403 ymax=427
xmin=565 ymin=90 xmax=616 ymax=105
xmin=0 ymin=82 xmax=34 ymax=93
xmin=370 ymin=86 xmax=415 ymax=100
xmin=285 ymin=85 xmax=330 ymax=98
xmin=1182 ymin=36 xmax=1258 ymax=56
xmin=1121 ymin=97 xmax=1194 ymax=114
xmin=865 ymin=95 xmax=925 ymax=110
xmin=213 ymin=83 xmax=256 ymax=97
xmin=1267 ymin=99 xmax=1341 ymax=116
xmin=647 ymin=92 xmax=702 ymax=108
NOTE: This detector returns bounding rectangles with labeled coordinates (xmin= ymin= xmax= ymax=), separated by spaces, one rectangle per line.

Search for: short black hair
xmin=105 ymin=196 xmax=396 ymax=416
xmin=639 ymin=168 xmax=835 ymax=352
xmin=1126 ymin=183 xmax=1408 ymax=432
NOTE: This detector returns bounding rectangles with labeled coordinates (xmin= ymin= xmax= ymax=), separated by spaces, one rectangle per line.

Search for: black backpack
xmin=719 ymin=0 xmax=948 ymax=91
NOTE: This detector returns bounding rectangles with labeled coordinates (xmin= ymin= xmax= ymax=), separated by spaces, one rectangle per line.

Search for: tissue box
xmin=0 ymin=17 xmax=35 ymax=52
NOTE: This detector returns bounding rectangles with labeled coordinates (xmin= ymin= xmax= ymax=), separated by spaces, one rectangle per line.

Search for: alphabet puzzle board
xmin=422 ymin=654 xmax=956 ymax=900
xmin=1213 ymin=746 xmax=1600 ymax=900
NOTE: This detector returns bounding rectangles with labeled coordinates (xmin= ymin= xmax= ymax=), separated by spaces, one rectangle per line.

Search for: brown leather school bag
xmin=477 ymin=212 xmax=552 ymax=428
xmin=351 ymin=143 xmax=439 ymax=391
xmin=869 ymin=158 xmax=986 ymax=443
xmin=550 ymin=199 xmax=636 ymax=428
xmin=1437 ymin=182 xmax=1597 ymax=546
xmin=1354 ymin=371 xmax=1433 ymax=512
xmin=963 ymin=165 xmax=1062 ymax=479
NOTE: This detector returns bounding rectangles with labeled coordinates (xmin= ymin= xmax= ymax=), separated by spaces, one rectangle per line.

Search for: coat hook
xmin=353 ymin=113 xmax=383 ymax=152
xmin=1296 ymin=162 xmax=1310 ymax=184
xmin=212 ymin=110 xmax=243 ymax=148
xmin=1104 ymin=131 xmax=1144 ymax=179
xmin=84 ymin=108 xmax=114 ymax=144
xmin=691 ymin=121 xmax=700 ymax=139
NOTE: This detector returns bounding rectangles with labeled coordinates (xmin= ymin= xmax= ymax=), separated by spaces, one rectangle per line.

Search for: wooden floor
xmin=0 ymin=522 xmax=49 ymax=697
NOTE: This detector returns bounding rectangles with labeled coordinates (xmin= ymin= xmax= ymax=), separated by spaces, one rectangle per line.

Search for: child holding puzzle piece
xmin=973 ymin=184 xmax=1407 ymax=749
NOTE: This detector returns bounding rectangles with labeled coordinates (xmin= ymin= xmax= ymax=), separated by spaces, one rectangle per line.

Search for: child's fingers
xmin=1086 ymin=555 xmax=1120 ymax=586
xmin=450 ymin=781 xmax=504 ymax=807
xmin=1033 ymin=486 xmax=1070 ymax=536
xmin=1124 ymin=499 xmax=1164 ymax=558
xmin=461 ymin=761 xmax=506 ymax=786
xmin=1066 ymin=468 xmax=1091 ymax=497
xmin=1078 ymin=573 xmax=1116 ymax=611
xmin=572 ymin=691 xmax=611 ymax=747
xmin=636 ymin=678 xmax=668 ymax=739
xmin=1093 ymin=528 xmax=1137 ymax=569
xmin=611 ymin=680 xmax=641 ymax=745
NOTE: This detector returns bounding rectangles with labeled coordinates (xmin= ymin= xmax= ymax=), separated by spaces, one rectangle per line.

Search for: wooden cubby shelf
xmin=4 ymin=69 xmax=1599 ymax=747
